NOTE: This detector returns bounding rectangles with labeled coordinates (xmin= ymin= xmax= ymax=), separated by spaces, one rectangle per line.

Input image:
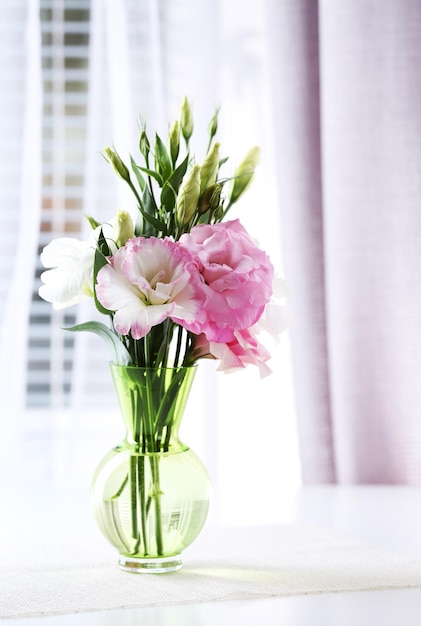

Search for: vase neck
xmin=110 ymin=364 xmax=196 ymax=453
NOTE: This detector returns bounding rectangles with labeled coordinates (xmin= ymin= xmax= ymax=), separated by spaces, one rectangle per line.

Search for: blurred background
xmin=1 ymin=0 xmax=421 ymax=527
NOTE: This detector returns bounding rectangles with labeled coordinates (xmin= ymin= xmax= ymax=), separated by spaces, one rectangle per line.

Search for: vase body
xmin=91 ymin=364 xmax=210 ymax=573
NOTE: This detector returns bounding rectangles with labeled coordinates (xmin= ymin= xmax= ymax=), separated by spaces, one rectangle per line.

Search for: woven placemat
xmin=2 ymin=523 xmax=421 ymax=619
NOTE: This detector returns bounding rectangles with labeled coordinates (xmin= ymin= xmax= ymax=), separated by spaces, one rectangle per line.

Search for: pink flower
xmin=179 ymin=219 xmax=274 ymax=342
xmin=191 ymin=329 xmax=272 ymax=377
xmin=96 ymin=237 xmax=204 ymax=339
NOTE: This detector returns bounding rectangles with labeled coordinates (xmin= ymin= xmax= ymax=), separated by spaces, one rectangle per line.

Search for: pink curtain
xmin=267 ymin=0 xmax=421 ymax=484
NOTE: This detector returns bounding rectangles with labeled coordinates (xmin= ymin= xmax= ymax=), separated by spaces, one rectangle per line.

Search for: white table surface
xmin=2 ymin=485 xmax=421 ymax=625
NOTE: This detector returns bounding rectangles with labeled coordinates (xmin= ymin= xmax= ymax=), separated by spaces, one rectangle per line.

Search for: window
xmin=29 ymin=3 xmax=88 ymax=407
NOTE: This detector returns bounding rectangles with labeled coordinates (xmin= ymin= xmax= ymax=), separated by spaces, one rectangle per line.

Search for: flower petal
xmin=38 ymin=237 xmax=94 ymax=309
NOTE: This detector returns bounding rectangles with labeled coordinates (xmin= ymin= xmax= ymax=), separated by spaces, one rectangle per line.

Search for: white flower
xmin=39 ymin=238 xmax=95 ymax=309
xmin=38 ymin=211 xmax=134 ymax=310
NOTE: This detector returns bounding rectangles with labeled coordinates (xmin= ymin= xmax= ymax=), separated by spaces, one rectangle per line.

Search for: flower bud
xmin=139 ymin=128 xmax=150 ymax=159
xmin=198 ymin=183 xmax=222 ymax=215
xmin=200 ymin=142 xmax=220 ymax=194
xmin=169 ymin=120 xmax=180 ymax=164
xmin=180 ymin=96 xmax=193 ymax=142
xmin=104 ymin=147 xmax=131 ymax=183
xmin=112 ymin=210 xmax=134 ymax=247
xmin=228 ymin=146 xmax=261 ymax=205
xmin=208 ymin=106 xmax=220 ymax=141
xmin=176 ymin=164 xmax=201 ymax=226
xmin=213 ymin=205 xmax=224 ymax=221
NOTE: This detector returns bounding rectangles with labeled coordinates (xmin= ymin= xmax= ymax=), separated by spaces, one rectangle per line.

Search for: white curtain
xmin=0 ymin=0 xmax=42 ymax=412
xmin=0 ymin=0 xmax=300 ymax=525
xmin=267 ymin=0 xmax=421 ymax=484
xmin=0 ymin=0 xmax=42 ymax=490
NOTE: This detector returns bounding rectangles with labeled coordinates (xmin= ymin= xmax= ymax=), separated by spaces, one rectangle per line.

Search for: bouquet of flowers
xmin=38 ymin=98 xmax=287 ymax=570
xmin=39 ymin=97 xmax=286 ymax=378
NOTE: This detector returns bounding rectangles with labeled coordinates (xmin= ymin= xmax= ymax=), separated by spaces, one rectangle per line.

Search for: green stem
xmin=182 ymin=333 xmax=194 ymax=366
xmin=174 ymin=325 xmax=183 ymax=368
xmin=222 ymin=197 xmax=235 ymax=219
xmin=163 ymin=424 xmax=172 ymax=453
xmin=129 ymin=456 xmax=140 ymax=552
xmin=144 ymin=151 xmax=159 ymax=216
xmin=143 ymin=367 xmax=155 ymax=448
xmin=129 ymin=388 xmax=147 ymax=555
xmin=149 ymin=455 xmax=164 ymax=555
xmin=143 ymin=366 xmax=165 ymax=555
xmin=110 ymin=475 xmax=128 ymax=500
xmin=137 ymin=456 xmax=149 ymax=555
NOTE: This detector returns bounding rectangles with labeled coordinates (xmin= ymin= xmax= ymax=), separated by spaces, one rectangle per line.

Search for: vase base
xmin=118 ymin=553 xmax=182 ymax=574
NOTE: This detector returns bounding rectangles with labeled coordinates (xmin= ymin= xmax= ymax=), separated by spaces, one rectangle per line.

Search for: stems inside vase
xmin=108 ymin=363 xmax=197 ymax=559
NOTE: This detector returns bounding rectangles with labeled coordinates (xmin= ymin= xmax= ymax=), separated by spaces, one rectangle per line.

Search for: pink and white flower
xmin=179 ymin=219 xmax=274 ymax=342
xmin=96 ymin=236 xmax=204 ymax=339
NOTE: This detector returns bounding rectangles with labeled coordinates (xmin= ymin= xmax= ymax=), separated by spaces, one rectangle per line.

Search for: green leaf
xmin=85 ymin=214 xmax=101 ymax=229
xmin=139 ymin=207 xmax=168 ymax=235
xmin=65 ymin=321 xmax=132 ymax=366
xmin=130 ymin=156 xmax=146 ymax=192
xmin=154 ymin=133 xmax=173 ymax=182
xmin=139 ymin=186 xmax=168 ymax=235
xmin=136 ymin=165 xmax=163 ymax=187
xmin=96 ymin=227 xmax=111 ymax=256
xmin=93 ymin=229 xmax=112 ymax=315
xmin=160 ymin=154 xmax=189 ymax=212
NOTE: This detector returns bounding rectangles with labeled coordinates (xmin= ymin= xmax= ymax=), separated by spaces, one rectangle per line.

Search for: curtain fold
xmin=266 ymin=0 xmax=335 ymax=483
xmin=268 ymin=0 xmax=421 ymax=484
xmin=0 ymin=0 xmax=42 ymax=414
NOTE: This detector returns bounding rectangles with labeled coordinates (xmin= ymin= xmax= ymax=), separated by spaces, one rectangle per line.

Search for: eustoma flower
xmin=179 ymin=219 xmax=274 ymax=342
xmin=192 ymin=329 xmax=272 ymax=377
xmin=39 ymin=214 xmax=133 ymax=309
xmin=39 ymin=238 xmax=95 ymax=309
xmin=96 ymin=236 xmax=204 ymax=339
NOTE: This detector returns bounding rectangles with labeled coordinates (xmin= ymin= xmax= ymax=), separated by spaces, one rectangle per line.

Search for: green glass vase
xmin=91 ymin=364 xmax=211 ymax=573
